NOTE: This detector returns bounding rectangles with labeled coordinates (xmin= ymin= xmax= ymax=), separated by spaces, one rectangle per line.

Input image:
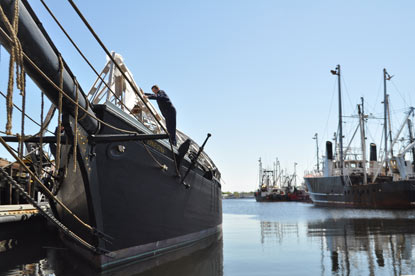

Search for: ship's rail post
xmin=343 ymin=174 xmax=352 ymax=186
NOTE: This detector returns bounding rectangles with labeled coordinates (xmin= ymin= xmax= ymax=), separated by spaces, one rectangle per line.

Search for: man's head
xmin=151 ymin=85 xmax=160 ymax=94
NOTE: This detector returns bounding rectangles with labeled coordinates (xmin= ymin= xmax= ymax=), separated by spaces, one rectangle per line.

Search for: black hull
xmin=305 ymin=176 xmax=415 ymax=209
xmin=254 ymin=190 xmax=311 ymax=203
xmin=54 ymin=103 xmax=222 ymax=269
xmin=254 ymin=193 xmax=289 ymax=202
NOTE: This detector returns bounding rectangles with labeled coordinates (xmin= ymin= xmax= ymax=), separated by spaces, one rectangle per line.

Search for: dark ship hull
xmin=56 ymin=104 xmax=222 ymax=269
xmin=305 ymin=176 xmax=415 ymax=209
xmin=0 ymin=0 xmax=222 ymax=270
xmin=254 ymin=189 xmax=311 ymax=202
xmin=254 ymin=191 xmax=289 ymax=202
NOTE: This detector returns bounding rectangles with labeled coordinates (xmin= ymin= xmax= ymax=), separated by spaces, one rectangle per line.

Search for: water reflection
xmin=0 ymin=217 xmax=56 ymax=275
xmin=0 ymin=219 xmax=223 ymax=276
xmin=51 ymin=234 xmax=224 ymax=276
xmin=260 ymin=221 xmax=299 ymax=245
xmin=224 ymin=200 xmax=415 ymax=275
xmin=308 ymin=218 xmax=415 ymax=276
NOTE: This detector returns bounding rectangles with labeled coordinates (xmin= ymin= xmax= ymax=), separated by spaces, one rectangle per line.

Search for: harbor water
xmin=1 ymin=199 xmax=415 ymax=275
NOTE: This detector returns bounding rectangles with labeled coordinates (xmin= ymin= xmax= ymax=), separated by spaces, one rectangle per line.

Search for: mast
xmin=387 ymin=94 xmax=394 ymax=157
xmin=383 ymin=68 xmax=392 ymax=173
xmin=294 ymin=162 xmax=297 ymax=187
xmin=313 ymin=133 xmax=320 ymax=172
xmin=276 ymin=158 xmax=281 ymax=188
xmin=407 ymin=119 xmax=415 ymax=172
xmin=408 ymin=119 xmax=415 ymax=172
xmin=258 ymin=158 xmax=262 ymax=188
xmin=358 ymin=98 xmax=367 ymax=185
xmin=331 ymin=65 xmax=343 ymax=175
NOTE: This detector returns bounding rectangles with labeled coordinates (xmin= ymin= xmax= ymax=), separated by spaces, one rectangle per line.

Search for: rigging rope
xmin=73 ymin=80 xmax=79 ymax=172
xmin=39 ymin=0 xmax=137 ymax=119
xmin=17 ymin=68 xmax=26 ymax=184
xmin=66 ymin=0 xmax=165 ymax=133
xmin=0 ymin=0 xmax=24 ymax=134
xmin=55 ymin=55 xmax=64 ymax=176
xmin=0 ymin=1 xmax=181 ymax=175
xmin=39 ymin=91 xmax=44 ymax=175
xmin=1 ymin=27 xmax=176 ymax=174
xmin=142 ymin=141 xmax=167 ymax=171
xmin=390 ymin=80 xmax=410 ymax=108
xmin=0 ymin=135 xmax=96 ymax=234
xmin=0 ymin=21 xmax=145 ymax=135
xmin=0 ymin=89 xmax=54 ymax=134
xmin=0 ymin=166 xmax=104 ymax=254
xmin=66 ymin=0 xmax=181 ymax=178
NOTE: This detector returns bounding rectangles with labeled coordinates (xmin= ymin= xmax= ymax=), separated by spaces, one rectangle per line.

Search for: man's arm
xmin=154 ymin=91 xmax=169 ymax=102
xmin=144 ymin=93 xmax=156 ymax=99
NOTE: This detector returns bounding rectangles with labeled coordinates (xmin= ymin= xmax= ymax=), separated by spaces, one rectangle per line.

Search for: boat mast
xmin=383 ymin=68 xmax=392 ymax=174
xmin=387 ymin=94 xmax=394 ymax=158
xmin=408 ymin=119 xmax=415 ymax=172
xmin=258 ymin=158 xmax=262 ymax=188
xmin=358 ymin=97 xmax=367 ymax=185
xmin=276 ymin=159 xmax=281 ymax=188
xmin=294 ymin=162 xmax=297 ymax=187
xmin=313 ymin=133 xmax=320 ymax=172
xmin=331 ymin=65 xmax=343 ymax=175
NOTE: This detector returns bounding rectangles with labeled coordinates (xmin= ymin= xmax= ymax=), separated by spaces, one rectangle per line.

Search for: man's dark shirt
xmin=145 ymin=90 xmax=176 ymax=117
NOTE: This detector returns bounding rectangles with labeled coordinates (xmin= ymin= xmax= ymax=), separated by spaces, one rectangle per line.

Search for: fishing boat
xmin=255 ymin=158 xmax=310 ymax=202
xmin=0 ymin=0 xmax=222 ymax=270
xmin=304 ymin=65 xmax=415 ymax=209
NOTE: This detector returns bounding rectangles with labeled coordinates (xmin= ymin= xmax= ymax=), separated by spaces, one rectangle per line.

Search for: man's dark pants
xmin=164 ymin=109 xmax=177 ymax=146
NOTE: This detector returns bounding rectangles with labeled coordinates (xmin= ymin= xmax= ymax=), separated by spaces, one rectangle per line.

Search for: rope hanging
xmin=0 ymin=0 xmax=25 ymax=135
xmin=0 ymin=90 xmax=54 ymax=135
xmin=142 ymin=141 xmax=167 ymax=171
xmin=17 ymin=70 xmax=26 ymax=181
xmin=55 ymin=55 xmax=64 ymax=176
xmin=18 ymin=72 xmax=26 ymax=160
xmin=73 ymin=80 xmax=79 ymax=172
xmin=39 ymin=91 xmax=44 ymax=175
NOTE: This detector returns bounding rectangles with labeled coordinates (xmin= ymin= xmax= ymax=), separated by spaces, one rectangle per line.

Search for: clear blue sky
xmin=1 ymin=0 xmax=415 ymax=191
